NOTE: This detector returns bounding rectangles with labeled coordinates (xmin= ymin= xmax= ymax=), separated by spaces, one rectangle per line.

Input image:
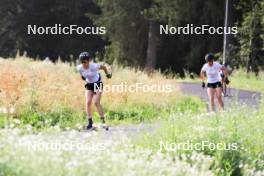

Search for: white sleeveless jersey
xmin=201 ymin=62 xmax=222 ymax=83
xmin=77 ymin=63 xmax=101 ymax=83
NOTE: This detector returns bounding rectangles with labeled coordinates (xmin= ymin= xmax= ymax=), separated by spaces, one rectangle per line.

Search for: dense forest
xmin=0 ymin=0 xmax=263 ymax=75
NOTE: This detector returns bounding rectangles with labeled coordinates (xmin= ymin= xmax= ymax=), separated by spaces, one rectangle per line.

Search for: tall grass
xmin=135 ymin=102 xmax=264 ymax=175
xmin=0 ymin=56 xmax=203 ymax=128
xmin=0 ymin=128 xmax=215 ymax=176
xmin=0 ymin=57 xmax=263 ymax=175
xmin=230 ymin=69 xmax=264 ymax=92
xmin=0 ymin=56 xmax=180 ymax=110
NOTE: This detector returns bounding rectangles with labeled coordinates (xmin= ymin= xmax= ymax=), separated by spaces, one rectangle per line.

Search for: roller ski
xmin=84 ymin=123 xmax=98 ymax=131
xmin=99 ymin=117 xmax=109 ymax=131
xmin=83 ymin=124 xmax=109 ymax=131
xmin=99 ymin=123 xmax=109 ymax=131
xmin=83 ymin=118 xmax=109 ymax=131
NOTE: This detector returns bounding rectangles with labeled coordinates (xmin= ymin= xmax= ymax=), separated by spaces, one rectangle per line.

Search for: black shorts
xmin=85 ymin=82 xmax=103 ymax=93
xmin=207 ymin=82 xmax=222 ymax=89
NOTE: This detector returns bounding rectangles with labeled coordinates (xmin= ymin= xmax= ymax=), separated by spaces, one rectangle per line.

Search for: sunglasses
xmin=81 ymin=61 xmax=89 ymax=64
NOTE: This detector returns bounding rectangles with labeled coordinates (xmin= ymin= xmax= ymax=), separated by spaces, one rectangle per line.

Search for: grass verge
xmin=134 ymin=102 xmax=264 ymax=176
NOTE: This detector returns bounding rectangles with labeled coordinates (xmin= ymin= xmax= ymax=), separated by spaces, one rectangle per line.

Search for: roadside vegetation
xmin=0 ymin=57 xmax=263 ymax=176
xmin=0 ymin=56 xmax=205 ymax=130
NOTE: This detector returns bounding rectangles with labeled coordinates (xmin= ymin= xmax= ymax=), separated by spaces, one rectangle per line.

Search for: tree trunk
xmin=145 ymin=20 xmax=159 ymax=73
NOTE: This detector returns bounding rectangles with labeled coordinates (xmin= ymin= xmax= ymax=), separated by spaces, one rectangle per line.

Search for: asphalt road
xmin=178 ymin=82 xmax=261 ymax=108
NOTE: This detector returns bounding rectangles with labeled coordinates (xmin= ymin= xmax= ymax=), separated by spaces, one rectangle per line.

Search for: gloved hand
xmin=202 ymin=82 xmax=206 ymax=88
xmin=106 ymin=73 xmax=112 ymax=79
xmin=225 ymin=78 xmax=230 ymax=85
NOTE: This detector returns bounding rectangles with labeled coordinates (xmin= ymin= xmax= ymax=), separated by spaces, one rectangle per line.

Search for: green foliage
xmin=15 ymin=105 xmax=86 ymax=130
xmin=136 ymin=104 xmax=264 ymax=175
xmin=237 ymin=0 xmax=264 ymax=74
xmin=102 ymin=97 xmax=205 ymax=124
xmin=174 ymin=97 xmax=205 ymax=113
xmin=231 ymin=69 xmax=264 ymax=92
xmin=91 ymin=0 xmax=232 ymax=74
xmin=0 ymin=97 xmax=205 ymax=130
xmin=0 ymin=0 xmax=104 ymax=59
xmin=148 ymin=0 xmax=227 ymax=74
xmin=0 ymin=115 xmax=7 ymax=128
xmin=90 ymin=0 xmax=149 ymax=67
xmin=0 ymin=0 xmax=263 ymax=74
xmin=106 ymin=106 xmax=158 ymax=122
xmin=0 ymin=163 xmax=19 ymax=176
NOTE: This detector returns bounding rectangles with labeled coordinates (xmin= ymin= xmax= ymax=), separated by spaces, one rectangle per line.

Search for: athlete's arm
xmin=80 ymin=73 xmax=89 ymax=82
xmin=200 ymin=70 xmax=206 ymax=82
xmin=220 ymin=66 xmax=228 ymax=80
xmin=200 ymin=69 xmax=206 ymax=88
xmin=100 ymin=64 xmax=109 ymax=74
xmin=81 ymin=75 xmax=85 ymax=81
xmin=76 ymin=66 xmax=86 ymax=81
xmin=100 ymin=64 xmax=112 ymax=78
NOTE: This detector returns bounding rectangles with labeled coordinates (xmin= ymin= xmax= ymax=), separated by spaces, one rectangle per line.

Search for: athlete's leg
xmin=207 ymin=87 xmax=216 ymax=112
xmin=94 ymin=92 xmax=104 ymax=118
xmin=85 ymin=90 xmax=94 ymax=119
xmin=94 ymin=92 xmax=108 ymax=128
xmin=216 ymin=87 xmax=224 ymax=110
xmin=221 ymin=79 xmax=224 ymax=93
xmin=222 ymin=81 xmax=227 ymax=96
